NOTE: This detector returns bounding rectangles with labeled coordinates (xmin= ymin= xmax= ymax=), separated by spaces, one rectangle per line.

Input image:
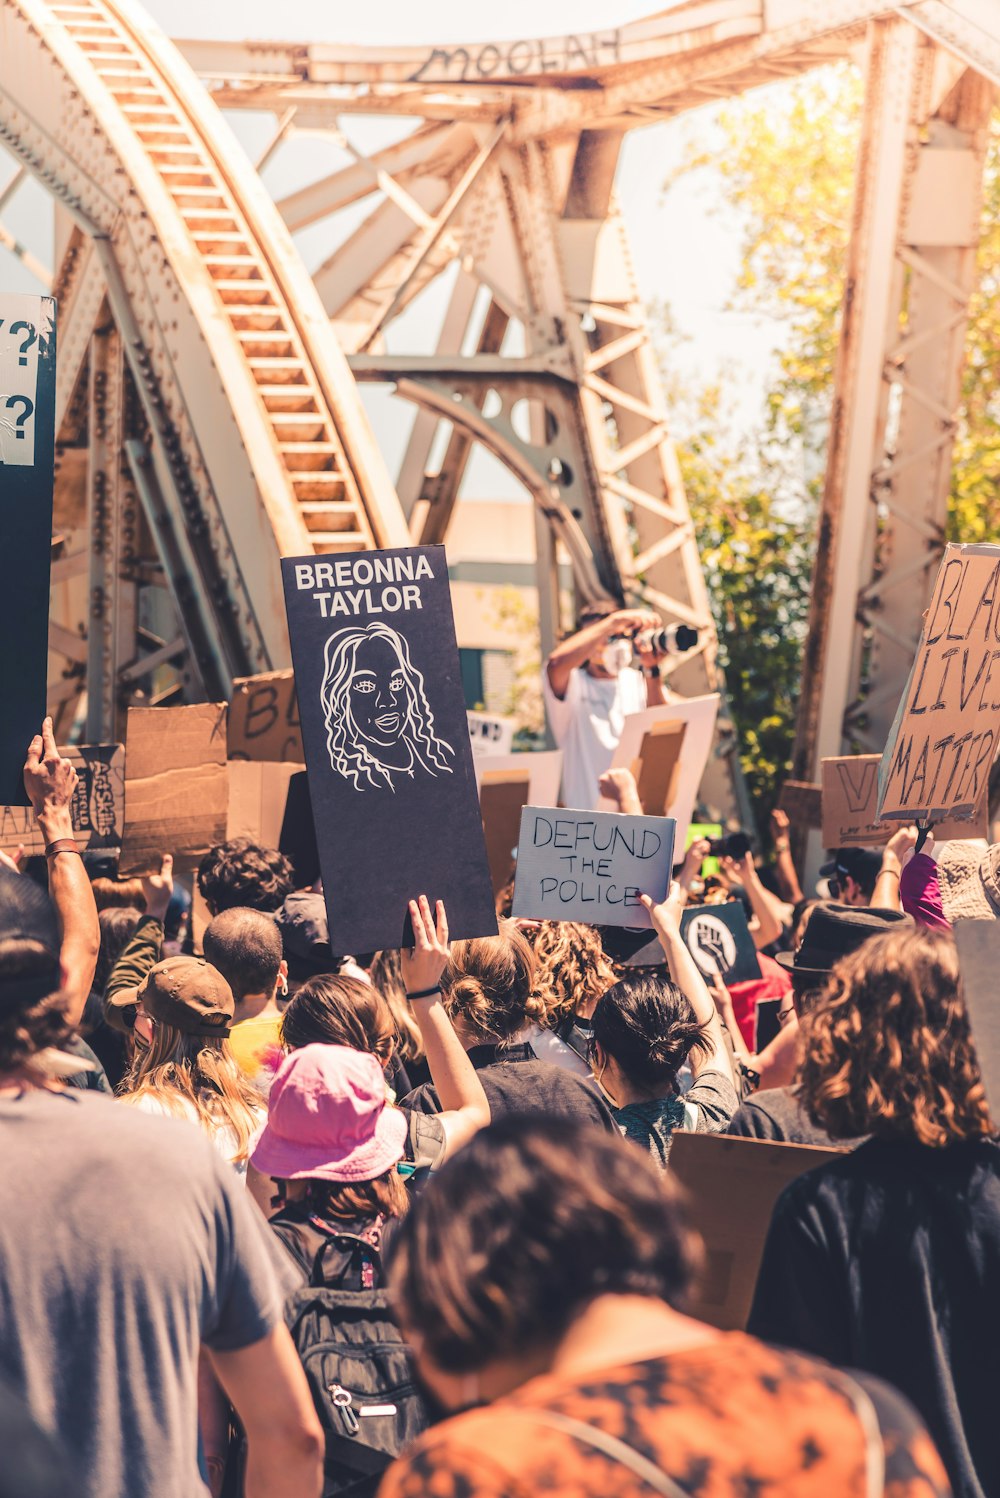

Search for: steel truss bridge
xmin=1 ymin=0 xmax=998 ymax=823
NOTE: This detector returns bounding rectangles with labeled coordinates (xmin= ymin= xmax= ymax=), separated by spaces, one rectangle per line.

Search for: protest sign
xmin=0 ymin=743 xmax=124 ymax=857
xmin=0 ymin=294 xmax=56 ymax=804
xmin=823 ymin=753 xmax=987 ymax=847
xmin=468 ymin=710 xmax=514 ymax=759
xmin=228 ymin=670 xmax=302 ymax=762
xmin=475 ymin=750 xmax=562 ymax=895
xmin=670 ymin=1133 xmax=843 ymax=1330
xmin=278 ymin=770 xmax=320 ymax=890
xmin=119 ymin=703 xmax=228 ymax=875
xmin=227 ymin=760 xmax=304 ymax=849
xmin=778 ymin=780 xmax=822 ymax=828
xmin=954 ymin=921 xmax=1000 ymax=1124
xmin=878 ymin=543 xmax=1000 ymax=825
xmin=601 ymin=695 xmax=718 ymax=845
xmin=282 ymin=545 xmax=497 ymax=952
xmin=511 ymin=806 xmax=675 ymax=928
xmin=680 ymin=900 xmax=761 ymax=986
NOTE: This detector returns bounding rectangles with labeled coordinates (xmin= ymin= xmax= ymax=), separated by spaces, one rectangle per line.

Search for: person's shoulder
xmin=379 ymin=1408 xmax=529 ymax=1498
xmin=849 ymin=1371 xmax=953 ymax=1495
xmin=728 ymin=1087 xmax=806 ymax=1141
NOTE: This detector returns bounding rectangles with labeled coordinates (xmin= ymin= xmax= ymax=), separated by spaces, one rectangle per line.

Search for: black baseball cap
xmin=818 ymin=848 xmax=883 ymax=889
xmin=0 ymin=868 xmax=61 ymax=1010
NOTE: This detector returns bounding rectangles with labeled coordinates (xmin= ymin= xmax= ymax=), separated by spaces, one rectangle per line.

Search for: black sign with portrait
xmin=281 ymin=545 xmax=497 ymax=953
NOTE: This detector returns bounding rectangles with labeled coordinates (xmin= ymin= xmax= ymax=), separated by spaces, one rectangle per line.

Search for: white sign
xmin=468 ymin=711 xmax=514 ymax=758
xmin=0 ymin=294 xmax=50 ymax=466
xmin=511 ymin=806 xmax=675 ymax=928
xmin=601 ymin=694 xmax=719 ymax=846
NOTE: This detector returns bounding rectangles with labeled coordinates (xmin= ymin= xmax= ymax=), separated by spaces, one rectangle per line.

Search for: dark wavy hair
xmin=385 ymin=1115 xmax=701 ymax=1374
xmin=197 ymin=838 xmax=295 ymax=916
xmin=798 ymin=926 xmax=994 ymax=1146
xmin=591 ymin=971 xmax=706 ymax=1095
xmin=0 ymin=872 xmax=68 ymax=1068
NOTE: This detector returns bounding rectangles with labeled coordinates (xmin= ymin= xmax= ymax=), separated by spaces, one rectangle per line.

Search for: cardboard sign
xmin=680 ymin=900 xmax=762 ymax=985
xmin=511 ymin=806 xmax=675 ymax=928
xmin=282 ymin=546 xmax=497 ymax=952
xmin=778 ymin=780 xmax=822 ymax=828
xmin=475 ymin=750 xmax=562 ymax=895
xmin=878 ymin=543 xmax=1000 ymax=825
xmin=601 ymin=695 xmax=719 ymax=846
xmin=823 ymin=753 xmax=988 ymax=847
xmin=468 ymin=710 xmax=514 ymax=758
xmin=0 ymin=743 xmax=124 ymax=856
xmin=119 ymin=703 xmax=228 ymax=875
xmin=669 ymin=1133 xmax=843 ymax=1330
xmin=227 ymin=760 xmax=304 ymax=849
xmin=954 ymin=921 xmax=1000 ymax=1124
xmin=228 ymin=670 xmax=302 ymax=762
xmin=1 ymin=294 xmax=55 ymax=805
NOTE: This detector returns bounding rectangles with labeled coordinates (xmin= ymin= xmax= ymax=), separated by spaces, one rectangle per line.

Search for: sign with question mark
xmin=0 ymin=292 xmax=56 ymax=805
xmin=0 ymin=298 xmax=47 ymax=466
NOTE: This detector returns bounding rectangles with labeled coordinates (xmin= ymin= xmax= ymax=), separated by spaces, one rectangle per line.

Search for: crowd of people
xmin=1 ymin=599 xmax=999 ymax=1498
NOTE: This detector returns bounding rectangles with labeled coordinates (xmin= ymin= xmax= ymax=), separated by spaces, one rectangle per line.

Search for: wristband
xmin=405 ymin=985 xmax=442 ymax=1001
xmin=45 ymin=838 xmax=80 ymax=859
xmin=881 ymin=868 xmax=900 ymax=881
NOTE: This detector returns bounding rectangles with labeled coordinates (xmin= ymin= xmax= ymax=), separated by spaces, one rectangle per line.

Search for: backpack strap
xmin=510 ymin=1410 xmax=691 ymax=1498
xmin=310 ymin=1231 xmax=384 ymax=1290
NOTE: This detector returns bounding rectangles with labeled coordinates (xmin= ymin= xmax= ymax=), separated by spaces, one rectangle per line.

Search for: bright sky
xmin=0 ymin=0 xmax=782 ymax=493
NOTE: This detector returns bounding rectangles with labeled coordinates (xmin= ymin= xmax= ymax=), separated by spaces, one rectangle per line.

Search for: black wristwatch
xmin=738 ymin=1061 xmax=761 ymax=1094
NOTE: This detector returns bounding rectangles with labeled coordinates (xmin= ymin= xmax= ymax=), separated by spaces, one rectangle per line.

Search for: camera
xmin=706 ymin=831 xmax=752 ymax=860
xmin=633 ymin=624 xmax=699 ymax=656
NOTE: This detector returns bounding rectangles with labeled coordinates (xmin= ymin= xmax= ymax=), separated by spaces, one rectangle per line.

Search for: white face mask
xmin=601 ymin=640 xmax=632 ymax=677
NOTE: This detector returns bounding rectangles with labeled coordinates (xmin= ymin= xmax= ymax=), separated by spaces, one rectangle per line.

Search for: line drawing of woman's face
xmin=320 ymin=621 xmax=455 ymax=792
xmin=349 ymin=635 xmax=408 ymax=749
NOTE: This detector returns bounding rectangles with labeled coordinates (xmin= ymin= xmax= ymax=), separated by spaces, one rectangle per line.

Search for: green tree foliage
xmin=662 ymin=62 xmax=1000 ymax=816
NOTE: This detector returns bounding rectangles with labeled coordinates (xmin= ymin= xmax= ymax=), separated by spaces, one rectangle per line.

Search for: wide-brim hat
xmin=937 ymin=841 xmax=1000 ymax=923
xmin=251 ymin=1042 xmax=407 ymax=1182
xmin=776 ymin=901 xmax=911 ymax=978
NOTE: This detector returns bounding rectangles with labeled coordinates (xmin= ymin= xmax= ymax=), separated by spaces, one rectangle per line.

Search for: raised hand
xmin=23 ymin=718 xmax=78 ymax=833
xmin=401 ymin=895 xmax=451 ymax=997
xmin=142 ymin=854 xmax=175 ymax=922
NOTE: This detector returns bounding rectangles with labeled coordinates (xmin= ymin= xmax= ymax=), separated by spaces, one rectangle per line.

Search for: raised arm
xmin=23 ymin=719 xmax=99 ymax=1028
xmin=597 ymin=767 xmax=644 ymax=816
xmin=872 ymin=825 xmax=918 ymax=911
xmin=400 ymin=895 xmax=490 ymax=1157
xmin=102 ymin=855 xmax=174 ymax=1033
xmin=641 ymin=882 xmax=733 ymax=1082
xmin=545 ymin=607 xmax=658 ymax=699
xmin=770 ymin=808 xmax=805 ymax=904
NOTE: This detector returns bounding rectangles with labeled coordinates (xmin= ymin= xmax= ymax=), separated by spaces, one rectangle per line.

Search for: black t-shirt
xmin=401 ymin=1043 xmax=617 ymax=1133
xmin=727 ymin=1086 xmax=865 ymax=1148
xmin=749 ymin=1135 xmax=1000 ymax=1498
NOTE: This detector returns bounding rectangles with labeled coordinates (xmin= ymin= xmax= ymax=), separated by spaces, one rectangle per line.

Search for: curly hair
xmin=197 ymin=838 xmax=295 ymax=916
xmin=798 ymin=926 xmax=993 ymax=1146
xmin=522 ymin=921 xmax=618 ymax=1027
xmin=441 ymin=921 xmax=544 ymax=1046
xmin=385 ymin=1115 xmax=701 ymax=1374
xmin=320 ymin=622 xmax=453 ymax=792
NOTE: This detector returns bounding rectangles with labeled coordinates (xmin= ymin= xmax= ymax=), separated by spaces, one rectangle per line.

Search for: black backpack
xmin=279 ymin=1222 xmax=429 ymax=1498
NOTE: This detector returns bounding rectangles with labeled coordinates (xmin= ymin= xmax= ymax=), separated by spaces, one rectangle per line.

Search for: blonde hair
xmin=120 ymin=1023 xmax=261 ymax=1162
xmin=523 ymin=921 xmax=617 ymax=1027
xmin=442 ymin=921 xmax=543 ymax=1046
xmin=369 ymin=949 xmax=425 ymax=1063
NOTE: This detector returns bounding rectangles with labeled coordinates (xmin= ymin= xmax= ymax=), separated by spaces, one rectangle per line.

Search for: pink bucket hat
xmin=251 ymin=1044 xmax=407 ymax=1182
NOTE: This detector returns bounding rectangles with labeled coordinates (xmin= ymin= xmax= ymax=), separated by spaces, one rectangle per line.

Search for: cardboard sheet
xmin=878 ymin=543 xmax=1000 ymax=825
xmin=778 ymin=780 xmax=822 ymax=829
xmin=475 ymin=749 xmax=562 ymax=893
xmin=0 ymin=743 xmax=124 ymax=856
xmin=226 ymin=760 xmax=304 ymax=849
xmin=669 ymin=1132 xmax=843 ymax=1330
xmin=823 ymin=752 xmax=988 ymax=847
xmin=119 ymin=703 xmax=228 ymax=876
xmin=228 ymin=670 xmax=302 ymax=762
xmin=601 ymin=695 xmax=719 ymax=846
xmin=512 ymin=806 xmax=675 ymax=928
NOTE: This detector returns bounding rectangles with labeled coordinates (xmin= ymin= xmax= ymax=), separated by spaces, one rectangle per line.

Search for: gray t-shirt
xmin=0 ymin=1087 xmax=288 ymax=1498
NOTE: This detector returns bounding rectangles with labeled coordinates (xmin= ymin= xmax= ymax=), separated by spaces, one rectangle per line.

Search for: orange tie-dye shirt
xmin=379 ymin=1334 xmax=950 ymax=1498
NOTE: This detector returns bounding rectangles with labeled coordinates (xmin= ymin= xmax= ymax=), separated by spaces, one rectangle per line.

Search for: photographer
xmin=543 ymin=601 xmax=678 ymax=811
